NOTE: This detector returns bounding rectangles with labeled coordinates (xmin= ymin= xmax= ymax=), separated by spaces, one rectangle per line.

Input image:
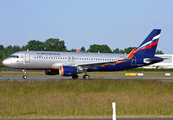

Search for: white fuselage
xmin=3 ymin=51 xmax=127 ymax=70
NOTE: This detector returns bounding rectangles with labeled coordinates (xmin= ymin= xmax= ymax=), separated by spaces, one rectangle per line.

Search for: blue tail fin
xmin=134 ymin=29 xmax=161 ymax=57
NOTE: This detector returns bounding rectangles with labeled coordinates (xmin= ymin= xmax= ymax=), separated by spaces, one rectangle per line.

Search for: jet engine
xmin=44 ymin=70 xmax=59 ymax=75
xmin=59 ymin=66 xmax=77 ymax=76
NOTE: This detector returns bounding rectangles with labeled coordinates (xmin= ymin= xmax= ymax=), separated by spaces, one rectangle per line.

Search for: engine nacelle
xmin=44 ymin=70 xmax=59 ymax=75
xmin=59 ymin=66 xmax=77 ymax=76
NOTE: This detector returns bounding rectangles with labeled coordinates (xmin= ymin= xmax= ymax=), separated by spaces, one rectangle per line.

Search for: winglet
xmin=127 ymin=48 xmax=136 ymax=59
xmin=76 ymin=49 xmax=80 ymax=53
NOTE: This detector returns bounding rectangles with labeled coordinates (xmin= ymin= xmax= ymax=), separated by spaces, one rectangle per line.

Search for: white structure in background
xmin=143 ymin=54 xmax=173 ymax=69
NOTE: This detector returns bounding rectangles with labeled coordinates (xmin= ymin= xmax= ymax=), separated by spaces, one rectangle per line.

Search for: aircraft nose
xmin=2 ymin=59 xmax=11 ymax=66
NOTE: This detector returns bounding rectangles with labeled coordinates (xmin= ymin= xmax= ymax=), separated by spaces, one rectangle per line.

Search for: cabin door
xmin=25 ymin=52 xmax=30 ymax=63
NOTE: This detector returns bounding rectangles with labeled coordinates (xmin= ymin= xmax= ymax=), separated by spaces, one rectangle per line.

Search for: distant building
xmin=143 ymin=54 xmax=173 ymax=69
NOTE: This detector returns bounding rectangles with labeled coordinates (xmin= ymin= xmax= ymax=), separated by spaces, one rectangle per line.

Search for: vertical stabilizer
xmin=134 ymin=29 xmax=161 ymax=57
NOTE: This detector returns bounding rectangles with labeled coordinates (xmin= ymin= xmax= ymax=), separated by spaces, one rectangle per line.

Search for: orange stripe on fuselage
xmin=102 ymin=48 xmax=136 ymax=67
xmin=102 ymin=60 xmax=127 ymax=66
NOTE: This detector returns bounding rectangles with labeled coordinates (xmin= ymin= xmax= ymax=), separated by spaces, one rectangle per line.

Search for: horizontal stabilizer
xmin=143 ymin=57 xmax=166 ymax=63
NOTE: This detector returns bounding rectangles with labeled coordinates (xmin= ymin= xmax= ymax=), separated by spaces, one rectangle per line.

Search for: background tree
xmin=80 ymin=46 xmax=86 ymax=52
xmin=119 ymin=49 xmax=125 ymax=54
xmin=13 ymin=45 xmax=20 ymax=53
xmin=0 ymin=45 xmax=5 ymax=60
xmin=87 ymin=44 xmax=112 ymax=53
xmin=124 ymin=47 xmax=136 ymax=54
xmin=5 ymin=45 xmax=13 ymax=58
xmin=68 ymin=49 xmax=77 ymax=52
xmin=1 ymin=45 xmax=20 ymax=59
xmin=21 ymin=45 xmax=27 ymax=51
xmin=155 ymin=50 xmax=164 ymax=54
xmin=0 ymin=51 xmax=4 ymax=60
xmin=26 ymin=40 xmax=44 ymax=51
xmin=44 ymin=38 xmax=67 ymax=51
xmin=0 ymin=45 xmax=4 ymax=50
xmin=113 ymin=48 xmax=120 ymax=53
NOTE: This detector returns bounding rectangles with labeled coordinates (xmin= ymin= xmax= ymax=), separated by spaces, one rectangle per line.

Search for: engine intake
xmin=59 ymin=66 xmax=77 ymax=76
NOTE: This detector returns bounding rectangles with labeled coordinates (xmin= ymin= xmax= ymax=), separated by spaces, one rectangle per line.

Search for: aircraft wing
xmin=52 ymin=60 xmax=126 ymax=69
xmin=73 ymin=59 xmax=127 ymax=69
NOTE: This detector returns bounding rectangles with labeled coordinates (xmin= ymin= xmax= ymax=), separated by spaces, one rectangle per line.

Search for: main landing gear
xmin=72 ymin=74 xmax=90 ymax=80
xmin=83 ymin=70 xmax=90 ymax=80
xmin=71 ymin=70 xmax=90 ymax=80
xmin=72 ymin=75 xmax=79 ymax=79
xmin=23 ymin=70 xmax=27 ymax=79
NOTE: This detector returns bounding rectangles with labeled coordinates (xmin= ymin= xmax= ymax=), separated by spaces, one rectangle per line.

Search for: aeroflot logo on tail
xmin=135 ymin=34 xmax=160 ymax=53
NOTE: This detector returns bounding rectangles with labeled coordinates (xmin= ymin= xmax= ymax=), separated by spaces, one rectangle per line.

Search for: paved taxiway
xmin=16 ymin=118 xmax=173 ymax=120
xmin=0 ymin=76 xmax=173 ymax=81
xmin=63 ymin=118 xmax=173 ymax=120
xmin=0 ymin=118 xmax=172 ymax=120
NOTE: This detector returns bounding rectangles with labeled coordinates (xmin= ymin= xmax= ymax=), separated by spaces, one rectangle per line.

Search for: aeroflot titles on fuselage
xmin=36 ymin=52 xmax=61 ymax=56
xmin=35 ymin=52 xmax=125 ymax=61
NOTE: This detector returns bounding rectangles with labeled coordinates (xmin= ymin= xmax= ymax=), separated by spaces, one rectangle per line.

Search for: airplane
xmin=2 ymin=29 xmax=164 ymax=79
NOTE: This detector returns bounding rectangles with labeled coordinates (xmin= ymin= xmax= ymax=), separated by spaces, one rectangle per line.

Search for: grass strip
xmin=0 ymin=79 xmax=172 ymax=118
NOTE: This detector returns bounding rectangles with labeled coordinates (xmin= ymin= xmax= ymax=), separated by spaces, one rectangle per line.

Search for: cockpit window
xmin=10 ymin=55 xmax=19 ymax=58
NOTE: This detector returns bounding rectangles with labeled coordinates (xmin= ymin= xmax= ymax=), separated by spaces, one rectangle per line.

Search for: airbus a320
xmin=2 ymin=29 xmax=164 ymax=79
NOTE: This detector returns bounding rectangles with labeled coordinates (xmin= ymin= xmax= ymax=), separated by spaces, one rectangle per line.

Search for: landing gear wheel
xmin=72 ymin=75 xmax=79 ymax=79
xmin=23 ymin=75 xmax=27 ymax=79
xmin=83 ymin=75 xmax=90 ymax=80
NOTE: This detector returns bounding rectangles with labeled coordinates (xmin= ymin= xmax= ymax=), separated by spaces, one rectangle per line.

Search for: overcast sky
xmin=0 ymin=0 xmax=173 ymax=53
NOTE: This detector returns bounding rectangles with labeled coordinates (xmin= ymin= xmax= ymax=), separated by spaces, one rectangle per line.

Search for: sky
xmin=0 ymin=0 xmax=173 ymax=53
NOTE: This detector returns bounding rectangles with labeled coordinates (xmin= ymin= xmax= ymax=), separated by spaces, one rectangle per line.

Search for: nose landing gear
xmin=23 ymin=70 xmax=27 ymax=79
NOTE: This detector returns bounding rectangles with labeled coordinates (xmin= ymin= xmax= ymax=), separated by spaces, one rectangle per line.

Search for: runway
xmin=9 ymin=118 xmax=172 ymax=120
xmin=57 ymin=118 xmax=173 ymax=120
xmin=0 ymin=76 xmax=173 ymax=82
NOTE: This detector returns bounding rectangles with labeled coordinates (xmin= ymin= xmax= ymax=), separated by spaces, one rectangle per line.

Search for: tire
xmin=72 ymin=75 xmax=78 ymax=79
xmin=23 ymin=75 xmax=27 ymax=79
xmin=83 ymin=75 xmax=90 ymax=80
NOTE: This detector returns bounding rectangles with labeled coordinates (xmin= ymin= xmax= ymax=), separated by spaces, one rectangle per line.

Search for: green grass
xmin=0 ymin=79 xmax=173 ymax=119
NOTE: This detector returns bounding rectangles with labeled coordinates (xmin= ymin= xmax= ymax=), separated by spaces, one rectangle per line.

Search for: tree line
xmin=0 ymin=38 xmax=164 ymax=62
